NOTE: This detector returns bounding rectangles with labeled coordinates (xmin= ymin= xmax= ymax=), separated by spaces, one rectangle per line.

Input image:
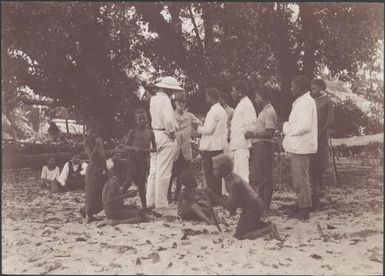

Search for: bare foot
xmin=86 ymin=216 xmax=101 ymax=223
xmin=269 ymin=223 xmax=281 ymax=241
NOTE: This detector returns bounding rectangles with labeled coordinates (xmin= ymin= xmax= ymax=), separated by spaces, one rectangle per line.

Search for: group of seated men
xmin=40 ymin=150 xmax=87 ymax=193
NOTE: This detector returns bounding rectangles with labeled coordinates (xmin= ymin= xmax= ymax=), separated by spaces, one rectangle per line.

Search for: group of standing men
xmin=145 ymin=74 xmax=333 ymax=221
xmin=79 ymin=73 xmax=333 ymax=224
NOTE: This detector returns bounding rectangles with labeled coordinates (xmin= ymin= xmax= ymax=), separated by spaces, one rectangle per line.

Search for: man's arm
xmin=283 ymin=99 xmax=314 ymax=136
xmin=197 ymin=109 xmax=217 ymax=135
xmin=191 ymin=203 xmax=214 ymax=225
xmin=208 ymin=182 xmax=238 ymax=212
xmin=41 ymin=166 xmax=46 ymax=179
xmin=149 ymin=129 xmax=157 ymax=152
xmin=163 ymin=97 xmax=178 ymax=139
xmin=58 ymin=162 xmax=69 ymax=186
xmin=104 ymin=188 xmax=139 ymax=205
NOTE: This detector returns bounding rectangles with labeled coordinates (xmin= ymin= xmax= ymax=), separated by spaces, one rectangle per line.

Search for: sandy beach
xmin=2 ymin=169 xmax=383 ymax=275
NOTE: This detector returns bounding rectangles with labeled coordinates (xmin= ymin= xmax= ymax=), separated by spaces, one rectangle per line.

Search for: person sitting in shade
xmin=206 ymin=154 xmax=280 ymax=240
xmin=177 ymin=170 xmax=215 ymax=225
xmin=40 ymin=156 xmax=61 ymax=192
xmin=102 ymin=159 xmax=147 ymax=225
xmin=58 ymin=149 xmax=87 ymax=191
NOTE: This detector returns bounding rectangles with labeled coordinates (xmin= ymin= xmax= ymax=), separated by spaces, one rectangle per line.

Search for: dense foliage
xmin=2 ymin=2 xmax=384 ymax=138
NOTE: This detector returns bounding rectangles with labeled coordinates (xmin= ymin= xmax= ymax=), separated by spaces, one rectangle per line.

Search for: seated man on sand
xmin=206 ymin=154 xmax=280 ymax=240
xmin=102 ymin=159 xmax=147 ymax=225
xmin=58 ymin=149 xmax=87 ymax=191
xmin=40 ymin=156 xmax=61 ymax=193
xmin=177 ymin=170 xmax=216 ymax=225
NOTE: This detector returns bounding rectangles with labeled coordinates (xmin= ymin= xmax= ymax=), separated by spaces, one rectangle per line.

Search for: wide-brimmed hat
xmin=154 ymin=76 xmax=184 ymax=91
xmin=174 ymin=91 xmax=187 ymax=102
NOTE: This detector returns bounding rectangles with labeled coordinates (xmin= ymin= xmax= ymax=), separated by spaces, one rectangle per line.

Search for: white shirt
xmin=58 ymin=161 xmax=87 ymax=186
xmin=230 ymin=96 xmax=257 ymax=150
xmin=150 ymin=92 xmax=178 ymax=134
xmin=197 ymin=103 xmax=228 ymax=151
xmin=41 ymin=166 xmax=60 ymax=181
xmin=283 ymin=92 xmax=318 ymax=154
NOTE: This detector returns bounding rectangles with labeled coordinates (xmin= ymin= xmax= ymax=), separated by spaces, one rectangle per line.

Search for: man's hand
xmin=277 ymin=121 xmax=285 ymax=131
xmin=191 ymin=121 xmax=200 ymax=130
xmin=168 ymin=131 xmax=176 ymax=141
xmin=244 ymin=131 xmax=254 ymax=140
xmin=149 ymin=148 xmax=157 ymax=153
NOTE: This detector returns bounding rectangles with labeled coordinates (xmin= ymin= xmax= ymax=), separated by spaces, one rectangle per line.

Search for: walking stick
xmin=202 ymin=167 xmax=222 ymax=232
xmin=328 ymin=136 xmax=339 ymax=186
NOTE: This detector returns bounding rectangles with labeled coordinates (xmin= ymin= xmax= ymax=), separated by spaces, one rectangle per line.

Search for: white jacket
xmin=283 ymin=92 xmax=318 ymax=154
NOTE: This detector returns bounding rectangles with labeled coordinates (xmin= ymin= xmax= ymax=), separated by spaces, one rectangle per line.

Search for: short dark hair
xmin=205 ymin=87 xmax=220 ymax=101
xmin=311 ymin=79 xmax=326 ymax=91
xmin=112 ymin=159 xmax=128 ymax=176
xmin=292 ymin=75 xmax=310 ymax=92
xmin=135 ymin=108 xmax=147 ymax=117
xmin=71 ymin=148 xmax=81 ymax=157
xmin=232 ymin=79 xmax=249 ymax=95
xmin=179 ymin=170 xmax=197 ymax=188
xmin=219 ymin=91 xmax=231 ymax=104
xmin=256 ymin=85 xmax=273 ymax=102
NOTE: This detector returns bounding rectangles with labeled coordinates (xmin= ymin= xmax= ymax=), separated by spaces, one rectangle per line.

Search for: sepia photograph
xmin=1 ymin=1 xmax=384 ymax=275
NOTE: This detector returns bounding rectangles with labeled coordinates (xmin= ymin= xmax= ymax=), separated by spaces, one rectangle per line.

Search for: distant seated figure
xmin=177 ymin=170 xmax=215 ymax=225
xmin=102 ymin=160 xmax=147 ymax=225
xmin=207 ymin=154 xmax=280 ymax=240
xmin=58 ymin=149 xmax=87 ymax=191
xmin=41 ymin=156 xmax=61 ymax=193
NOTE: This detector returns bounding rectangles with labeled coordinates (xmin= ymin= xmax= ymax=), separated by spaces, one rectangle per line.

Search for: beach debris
xmin=27 ymin=257 xmax=39 ymax=263
xmin=272 ymin=264 xmax=279 ymax=269
xmin=45 ymin=261 xmax=62 ymax=273
xmin=286 ymin=258 xmax=293 ymax=262
xmin=212 ymin=237 xmax=223 ymax=244
xmin=41 ymin=229 xmax=53 ymax=237
xmin=152 ymin=252 xmax=160 ymax=263
xmin=349 ymin=238 xmax=365 ymax=245
xmin=117 ymin=245 xmax=136 ymax=253
xmin=163 ymin=223 xmax=171 ymax=227
xmin=350 ymin=229 xmax=381 ymax=238
xmin=135 ymin=257 xmax=142 ymax=265
xmin=321 ymin=264 xmax=332 ymax=270
xmin=146 ymin=240 xmax=152 ymax=244
xmin=163 ymin=215 xmax=179 ymax=222
xmin=75 ymin=237 xmax=86 ymax=242
xmin=172 ymin=242 xmax=177 ymax=248
xmin=310 ymin=254 xmax=323 ymax=260
xmin=110 ymin=262 xmax=121 ymax=268
xmin=167 ymin=262 xmax=173 ymax=268
xmin=327 ymin=224 xmax=337 ymax=229
xmin=157 ymin=246 xmax=167 ymax=251
xmin=317 ymin=223 xmax=332 ymax=242
xmin=96 ymin=222 xmax=107 ymax=228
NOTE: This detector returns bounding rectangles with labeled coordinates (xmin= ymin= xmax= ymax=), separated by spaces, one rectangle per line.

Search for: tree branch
xmin=188 ymin=4 xmax=205 ymax=55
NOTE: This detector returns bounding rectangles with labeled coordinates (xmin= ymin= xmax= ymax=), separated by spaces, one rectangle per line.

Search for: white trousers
xmin=146 ymin=131 xmax=178 ymax=209
xmin=231 ymin=148 xmax=250 ymax=184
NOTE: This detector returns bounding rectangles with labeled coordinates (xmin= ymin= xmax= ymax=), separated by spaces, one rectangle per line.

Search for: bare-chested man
xmin=177 ymin=170 xmax=215 ymax=225
xmin=207 ymin=154 xmax=280 ymax=240
xmin=102 ymin=160 xmax=147 ymax=225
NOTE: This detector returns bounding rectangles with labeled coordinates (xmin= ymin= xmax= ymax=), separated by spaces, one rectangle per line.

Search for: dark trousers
xmin=249 ymin=142 xmax=273 ymax=209
xmin=168 ymin=150 xmax=190 ymax=202
xmin=201 ymin=150 xmax=223 ymax=196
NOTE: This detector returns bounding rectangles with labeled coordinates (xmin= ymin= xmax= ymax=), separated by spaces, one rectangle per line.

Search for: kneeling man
xmin=207 ymin=154 xmax=280 ymax=240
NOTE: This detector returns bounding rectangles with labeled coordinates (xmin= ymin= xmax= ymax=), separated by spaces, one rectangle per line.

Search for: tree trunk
xmin=272 ymin=3 xmax=299 ymax=119
xmin=7 ymin=111 xmax=19 ymax=141
xmin=299 ymin=3 xmax=318 ymax=80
